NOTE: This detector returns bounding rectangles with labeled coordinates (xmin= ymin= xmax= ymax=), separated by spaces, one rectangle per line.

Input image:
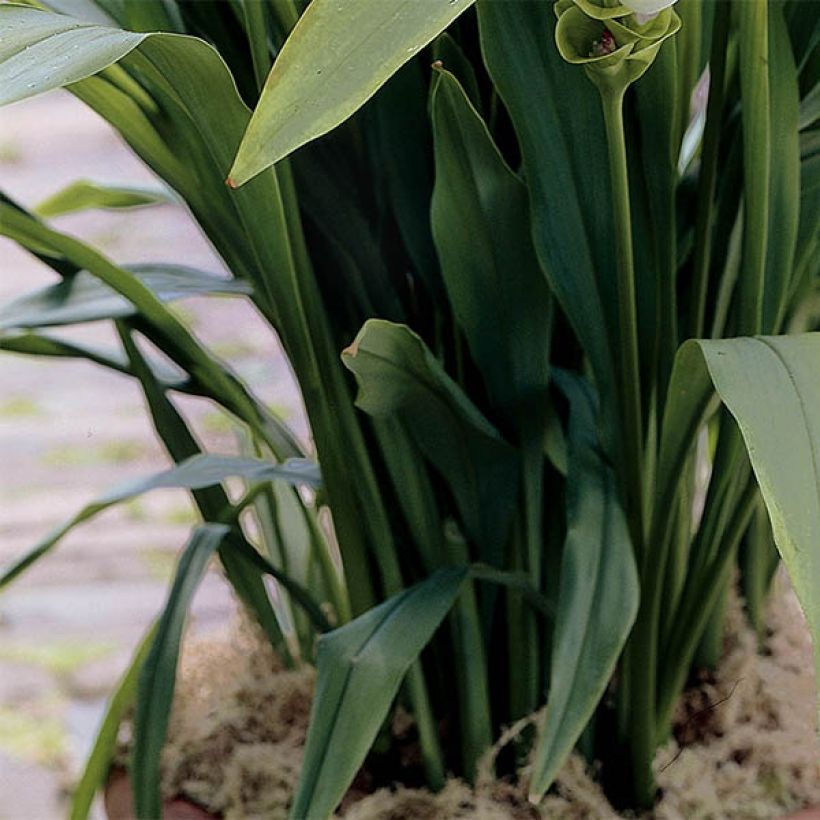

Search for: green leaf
xmin=763 ymin=3 xmax=801 ymax=333
xmin=736 ymin=0 xmax=771 ymax=334
xmin=430 ymin=68 xmax=552 ymax=417
xmin=0 ymin=329 xmax=187 ymax=388
xmin=69 ymin=622 xmax=158 ymax=820
xmin=342 ymin=319 xmax=519 ymax=565
xmin=0 ymin=264 xmax=250 ymax=330
xmin=0 ymin=454 xmax=320 ymax=589
xmin=33 ymin=179 xmax=173 ymax=218
xmin=228 ymin=0 xmax=476 ymax=185
xmin=692 ymin=334 xmax=820 ymax=715
xmin=132 ymin=523 xmax=230 ymax=818
xmin=0 ymin=5 xmax=145 ymax=106
xmin=477 ymin=2 xmax=619 ymax=441
xmin=529 ymin=371 xmax=639 ymax=801
xmin=290 ymin=567 xmax=468 ymax=820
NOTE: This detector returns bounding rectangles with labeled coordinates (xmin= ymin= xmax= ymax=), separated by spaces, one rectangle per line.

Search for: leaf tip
xmin=225 ymin=176 xmax=239 ymax=189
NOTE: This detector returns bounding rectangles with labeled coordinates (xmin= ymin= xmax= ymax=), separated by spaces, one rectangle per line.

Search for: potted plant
xmin=0 ymin=0 xmax=817 ymax=816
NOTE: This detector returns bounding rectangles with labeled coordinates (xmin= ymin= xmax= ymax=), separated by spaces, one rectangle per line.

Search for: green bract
xmin=555 ymin=0 xmax=681 ymax=90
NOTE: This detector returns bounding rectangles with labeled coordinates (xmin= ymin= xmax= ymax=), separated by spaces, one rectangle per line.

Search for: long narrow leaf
xmin=0 ymin=264 xmax=250 ymax=330
xmin=0 ymin=454 xmax=319 ymax=588
xmin=34 ymin=179 xmax=173 ymax=218
xmin=132 ymin=523 xmax=230 ymax=818
xmin=529 ymin=372 xmax=639 ymax=801
xmin=69 ymin=622 xmax=158 ymax=820
xmin=228 ymin=0 xmax=476 ymax=184
xmin=430 ymin=68 xmax=552 ymax=417
xmin=290 ymin=567 xmax=467 ymax=820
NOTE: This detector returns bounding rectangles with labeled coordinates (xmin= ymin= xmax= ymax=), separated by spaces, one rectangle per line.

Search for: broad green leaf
xmin=477 ymin=2 xmax=619 ymax=443
xmin=44 ymin=0 xmax=119 ymax=27
xmin=342 ymin=319 xmax=519 ymax=565
xmin=0 ymin=454 xmax=320 ymax=589
xmin=69 ymin=622 xmax=158 ymax=820
xmin=132 ymin=524 xmax=229 ymax=818
xmin=0 ymin=264 xmax=250 ymax=330
xmin=290 ymin=568 xmax=468 ymax=820
xmin=228 ymin=0 xmax=476 ymax=185
xmin=692 ymin=334 xmax=820 ymax=712
xmin=0 ymin=5 xmax=145 ymax=106
xmin=529 ymin=371 xmax=639 ymax=801
xmin=430 ymin=69 xmax=552 ymax=417
xmin=366 ymin=60 xmax=441 ymax=299
xmin=33 ymin=179 xmax=173 ymax=218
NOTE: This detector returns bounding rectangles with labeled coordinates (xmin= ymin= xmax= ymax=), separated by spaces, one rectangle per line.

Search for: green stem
xmin=736 ymin=0 xmax=770 ymax=336
xmin=242 ymin=0 xmax=273 ymax=94
xmin=601 ymin=89 xmax=645 ymax=557
xmin=601 ymin=87 xmax=651 ymax=807
xmin=689 ymin=0 xmax=731 ymax=340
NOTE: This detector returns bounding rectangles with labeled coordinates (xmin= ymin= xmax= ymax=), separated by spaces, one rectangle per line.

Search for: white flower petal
xmin=621 ymin=0 xmax=677 ymax=15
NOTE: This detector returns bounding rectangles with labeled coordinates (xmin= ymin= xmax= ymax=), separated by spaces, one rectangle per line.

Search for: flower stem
xmin=600 ymin=88 xmax=645 ymax=555
xmin=600 ymin=86 xmax=653 ymax=808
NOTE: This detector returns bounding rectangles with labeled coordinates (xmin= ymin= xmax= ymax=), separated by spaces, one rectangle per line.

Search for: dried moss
xmin=148 ymin=576 xmax=817 ymax=818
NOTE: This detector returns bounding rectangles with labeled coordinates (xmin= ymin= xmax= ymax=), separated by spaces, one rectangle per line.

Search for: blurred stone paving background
xmin=0 ymin=92 xmax=307 ymax=818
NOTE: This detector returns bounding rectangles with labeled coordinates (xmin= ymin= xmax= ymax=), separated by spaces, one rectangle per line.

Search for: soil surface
xmin=0 ymin=91 xmax=305 ymax=819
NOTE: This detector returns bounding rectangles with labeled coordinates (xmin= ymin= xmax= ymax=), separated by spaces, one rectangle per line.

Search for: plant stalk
xmin=601 ymin=89 xmax=645 ymax=558
xmin=600 ymin=86 xmax=653 ymax=807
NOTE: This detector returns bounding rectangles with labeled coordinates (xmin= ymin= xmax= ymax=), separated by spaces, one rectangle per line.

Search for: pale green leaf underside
xmin=228 ymin=0 xmax=476 ymax=185
xmin=0 ymin=5 xmax=145 ymax=106
xmin=0 ymin=454 xmax=320 ymax=589
xmin=0 ymin=264 xmax=250 ymax=330
xmin=34 ymin=179 xmax=173 ymax=218
xmin=693 ymin=334 xmax=820 ymax=699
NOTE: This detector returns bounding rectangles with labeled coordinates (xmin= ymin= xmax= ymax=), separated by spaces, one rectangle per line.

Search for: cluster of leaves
xmin=0 ymin=0 xmax=818 ymax=817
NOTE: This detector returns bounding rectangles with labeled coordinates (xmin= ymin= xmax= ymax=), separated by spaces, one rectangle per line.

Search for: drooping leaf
xmin=228 ymin=0 xmax=476 ymax=185
xmin=0 ymin=204 xmax=304 ymax=460
xmin=0 ymin=5 xmax=145 ymax=106
xmin=290 ymin=568 xmax=468 ymax=820
xmin=0 ymin=454 xmax=320 ymax=588
xmin=0 ymin=264 xmax=250 ymax=330
xmin=0 ymin=3 xmax=388 ymax=617
xmin=430 ymin=68 xmax=552 ymax=417
xmin=132 ymin=524 xmax=230 ymax=818
xmin=342 ymin=319 xmax=519 ymax=565
xmin=0 ymin=329 xmax=188 ymax=388
xmin=33 ymin=179 xmax=173 ymax=218
xmin=69 ymin=622 xmax=158 ymax=820
xmin=529 ymin=371 xmax=639 ymax=801
xmin=692 ymin=334 xmax=820 ymax=711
